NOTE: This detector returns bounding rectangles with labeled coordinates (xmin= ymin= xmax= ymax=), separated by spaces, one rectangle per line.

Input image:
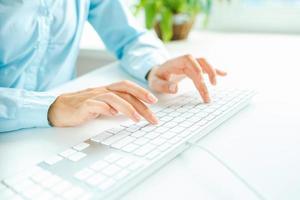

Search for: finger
xmin=116 ymin=92 xmax=158 ymax=124
xmin=156 ymin=55 xmax=210 ymax=103
xmin=97 ymin=93 xmax=141 ymax=122
xmin=81 ymin=99 xmax=118 ymax=119
xmin=197 ymin=58 xmax=217 ymax=85
xmin=216 ymin=69 xmax=227 ymax=76
xmin=183 ymin=56 xmax=210 ymax=103
xmin=107 ymin=80 xmax=157 ymax=104
xmin=149 ymin=76 xmax=178 ymax=94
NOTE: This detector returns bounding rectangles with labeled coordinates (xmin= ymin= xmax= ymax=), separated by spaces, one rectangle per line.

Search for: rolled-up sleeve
xmin=88 ymin=0 xmax=169 ymax=83
xmin=0 ymin=88 xmax=57 ymax=133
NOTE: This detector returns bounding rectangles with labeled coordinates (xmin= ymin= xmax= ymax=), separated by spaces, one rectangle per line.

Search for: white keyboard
xmin=0 ymin=88 xmax=255 ymax=200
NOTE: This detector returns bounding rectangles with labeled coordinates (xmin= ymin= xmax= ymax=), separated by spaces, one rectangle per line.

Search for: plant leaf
xmin=160 ymin=7 xmax=173 ymax=42
xmin=145 ymin=2 xmax=157 ymax=29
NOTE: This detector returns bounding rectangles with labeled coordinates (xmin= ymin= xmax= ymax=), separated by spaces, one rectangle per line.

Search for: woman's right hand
xmin=48 ymin=80 xmax=158 ymax=127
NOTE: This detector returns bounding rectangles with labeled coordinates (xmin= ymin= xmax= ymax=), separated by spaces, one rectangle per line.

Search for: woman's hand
xmin=148 ymin=55 xmax=227 ymax=103
xmin=48 ymin=81 xmax=158 ymax=127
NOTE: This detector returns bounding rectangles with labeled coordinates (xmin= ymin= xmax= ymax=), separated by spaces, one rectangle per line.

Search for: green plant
xmin=135 ymin=0 xmax=212 ymax=42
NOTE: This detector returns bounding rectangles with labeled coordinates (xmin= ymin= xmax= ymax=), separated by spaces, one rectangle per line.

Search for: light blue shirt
xmin=0 ymin=0 xmax=169 ymax=132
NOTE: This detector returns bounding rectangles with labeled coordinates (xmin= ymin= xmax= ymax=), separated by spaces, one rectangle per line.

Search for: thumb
xmin=149 ymin=76 xmax=178 ymax=94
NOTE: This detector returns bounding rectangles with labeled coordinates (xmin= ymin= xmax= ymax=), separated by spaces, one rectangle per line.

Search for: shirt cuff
xmin=123 ymin=54 xmax=168 ymax=84
xmin=18 ymin=94 xmax=57 ymax=129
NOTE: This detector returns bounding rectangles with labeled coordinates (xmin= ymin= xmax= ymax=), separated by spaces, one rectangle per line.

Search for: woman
xmin=0 ymin=0 xmax=226 ymax=132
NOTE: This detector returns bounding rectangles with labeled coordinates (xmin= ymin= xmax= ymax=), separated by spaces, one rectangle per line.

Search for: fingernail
xmin=110 ymin=108 xmax=118 ymax=115
xmin=133 ymin=112 xmax=141 ymax=122
xmin=147 ymin=93 xmax=158 ymax=103
xmin=150 ymin=115 xmax=159 ymax=124
xmin=169 ymin=84 xmax=177 ymax=93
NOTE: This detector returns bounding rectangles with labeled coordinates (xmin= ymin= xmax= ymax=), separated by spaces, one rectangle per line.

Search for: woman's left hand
xmin=147 ymin=55 xmax=227 ymax=103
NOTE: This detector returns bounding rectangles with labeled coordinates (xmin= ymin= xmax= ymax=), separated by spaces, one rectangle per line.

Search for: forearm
xmin=0 ymin=88 xmax=57 ymax=133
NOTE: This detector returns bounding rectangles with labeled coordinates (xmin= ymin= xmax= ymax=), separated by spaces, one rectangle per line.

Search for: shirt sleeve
xmin=0 ymin=88 xmax=57 ymax=133
xmin=87 ymin=0 xmax=169 ymax=83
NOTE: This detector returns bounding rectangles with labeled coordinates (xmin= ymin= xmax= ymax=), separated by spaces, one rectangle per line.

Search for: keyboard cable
xmin=186 ymin=142 xmax=267 ymax=200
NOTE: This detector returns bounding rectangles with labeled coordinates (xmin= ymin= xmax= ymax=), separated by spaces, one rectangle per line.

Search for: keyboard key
xmin=90 ymin=160 xmax=109 ymax=171
xmin=126 ymin=125 xmax=141 ymax=133
xmin=59 ymin=149 xmax=76 ymax=158
xmin=169 ymin=136 xmax=182 ymax=145
xmin=150 ymin=137 xmax=166 ymax=146
xmin=163 ymin=122 xmax=178 ymax=128
xmin=114 ymin=169 xmax=130 ymax=180
xmin=115 ymin=157 xmax=133 ymax=168
xmin=101 ymin=131 xmax=130 ymax=146
xmin=134 ymin=144 xmax=156 ymax=156
xmin=74 ymin=168 xmax=94 ymax=180
xmin=91 ymin=132 xmax=113 ymax=143
xmin=121 ymin=143 xmax=139 ymax=153
xmin=169 ymin=126 xmax=186 ymax=133
xmin=68 ymin=152 xmax=86 ymax=162
xmin=161 ymin=131 xmax=176 ymax=139
xmin=121 ymin=120 xmax=136 ymax=128
xmin=102 ymin=165 xmax=121 ymax=176
xmin=98 ymin=179 xmax=115 ymax=190
xmin=62 ymin=186 xmax=85 ymax=199
xmin=44 ymin=155 xmax=63 ymax=165
xmin=111 ymin=136 xmax=136 ymax=149
xmin=40 ymin=174 xmax=62 ymax=188
xmin=158 ymin=143 xmax=171 ymax=151
xmin=144 ymin=132 xmax=159 ymax=140
xmin=33 ymin=190 xmax=54 ymax=200
xmin=73 ymin=142 xmax=90 ymax=151
xmin=154 ymin=127 xmax=169 ymax=133
xmin=131 ymin=130 xmax=147 ymax=138
xmin=50 ymin=180 xmax=72 ymax=194
xmin=128 ymin=162 xmax=144 ymax=171
xmin=160 ymin=116 xmax=173 ymax=122
xmin=86 ymin=173 xmax=106 ymax=186
xmin=146 ymin=150 xmax=161 ymax=160
xmin=133 ymin=137 xmax=149 ymax=146
xmin=104 ymin=153 xmax=122 ymax=163
xmin=141 ymin=125 xmax=157 ymax=132
xmin=107 ymin=127 xmax=124 ymax=134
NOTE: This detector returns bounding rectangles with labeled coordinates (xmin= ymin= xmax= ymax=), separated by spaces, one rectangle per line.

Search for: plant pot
xmin=154 ymin=14 xmax=195 ymax=41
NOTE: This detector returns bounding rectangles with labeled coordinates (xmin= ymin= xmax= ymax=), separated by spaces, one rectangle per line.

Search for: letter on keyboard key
xmin=134 ymin=144 xmax=156 ymax=156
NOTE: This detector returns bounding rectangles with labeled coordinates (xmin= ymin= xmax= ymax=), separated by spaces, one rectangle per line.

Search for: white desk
xmin=1 ymin=32 xmax=300 ymax=200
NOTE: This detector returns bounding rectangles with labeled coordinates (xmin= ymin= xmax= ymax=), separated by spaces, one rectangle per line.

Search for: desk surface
xmin=1 ymin=32 xmax=300 ymax=200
